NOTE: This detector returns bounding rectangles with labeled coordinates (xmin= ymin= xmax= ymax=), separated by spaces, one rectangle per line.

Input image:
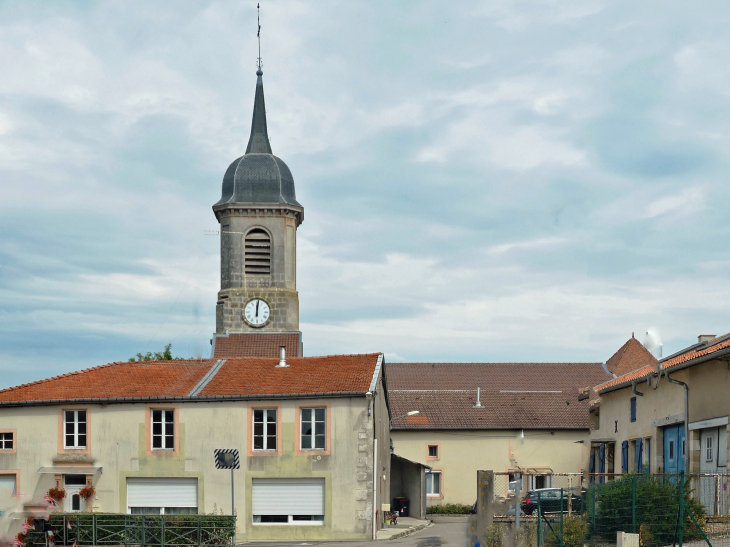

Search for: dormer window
xmin=245 ymin=229 xmax=271 ymax=275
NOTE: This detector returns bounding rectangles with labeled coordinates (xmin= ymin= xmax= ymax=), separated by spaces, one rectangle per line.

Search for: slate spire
xmin=245 ymin=3 xmax=272 ymax=155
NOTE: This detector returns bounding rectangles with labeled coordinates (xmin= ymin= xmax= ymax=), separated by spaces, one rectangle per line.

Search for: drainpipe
xmin=665 ymin=370 xmax=690 ymax=473
xmin=631 ymin=381 xmax=644 ymax=397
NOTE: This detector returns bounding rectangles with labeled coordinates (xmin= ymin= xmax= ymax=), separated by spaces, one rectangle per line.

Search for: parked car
xmin=520 ymin=488 xmax=582 ymax=515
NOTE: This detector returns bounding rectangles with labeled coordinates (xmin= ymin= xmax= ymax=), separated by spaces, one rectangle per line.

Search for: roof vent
xmin=698 ymin=334 xmax=716 ymax=344
xmin=276 ymin=346 xmax=289 ymax=368
xmin=473 ymin=386 xmax=484 ymax=409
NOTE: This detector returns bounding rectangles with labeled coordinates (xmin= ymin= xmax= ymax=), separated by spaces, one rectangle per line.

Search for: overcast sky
xmin=1 ymin=0 xmax=729 ymax=388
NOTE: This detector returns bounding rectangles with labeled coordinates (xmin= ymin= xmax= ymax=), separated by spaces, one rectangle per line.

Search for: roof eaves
xmin=0 ymin=391 xmax=370 ymax=408
xmin=390 ymin=425 xmax=590 ymax=431
xmin=369 ymin=353 xmax=384 ymax=393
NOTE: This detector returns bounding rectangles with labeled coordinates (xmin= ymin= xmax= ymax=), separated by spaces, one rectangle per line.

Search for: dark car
xmin=520 ymin=488 xmax=582 ymax=515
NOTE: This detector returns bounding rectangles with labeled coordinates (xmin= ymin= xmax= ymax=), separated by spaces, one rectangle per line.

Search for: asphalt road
xmin=240 ymin=520 xmax=468 ymax=547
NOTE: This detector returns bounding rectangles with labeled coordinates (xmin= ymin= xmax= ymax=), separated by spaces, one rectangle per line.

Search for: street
xmin=240 ymin=520 xmax=468 ymax=547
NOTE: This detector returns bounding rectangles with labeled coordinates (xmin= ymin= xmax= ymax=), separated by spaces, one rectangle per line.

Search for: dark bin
xmin=391 ymin=498 xmax=401 ymax=513
xmin=396 ymin=497 xmax=410 ymax=517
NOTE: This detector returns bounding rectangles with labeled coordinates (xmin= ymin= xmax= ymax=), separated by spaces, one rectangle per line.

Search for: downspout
xmin=665 ymin=370 xmax=690 ymax=473
xmin=631 ymin=381 xmax=644 ymax=397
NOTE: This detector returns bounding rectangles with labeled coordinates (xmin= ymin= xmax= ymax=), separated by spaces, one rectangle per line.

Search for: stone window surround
xmin=294 ymin=402 xmax=331 ymax=456
xmin=426 ymin=468 xmax=444 ymax=499
xmin=58 ymin=407 xmax=91 ymax=455
xmin=0 ymin=470 xmax=20 ymax=498
xmin=247 ymin=403 xmax=282 ymax=457
xmin=425 ymin=443 xmax=440 ymax=461
xmin=145 ymin=405 xmax=179 ymax=456
xmin=0 ymin=429 xmax=16 ymax=454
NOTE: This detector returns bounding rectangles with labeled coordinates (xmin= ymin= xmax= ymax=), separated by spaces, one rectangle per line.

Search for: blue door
xmin=664 ymin=424 xmax=685 ymax=474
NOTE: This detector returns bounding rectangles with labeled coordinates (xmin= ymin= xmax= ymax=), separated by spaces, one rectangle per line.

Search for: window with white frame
xmin=300 ymin=408 xmax=325 ymax=450
xmin=0 ymin=432 xmax=13 ymax=450
xmin=64 ymin=410 xmax=87 ymax=449
xmin=706 ymin=436 xmax=713 ymax=462
xmin=426 ymin=470 xmax=441 ymax=497
xmin=151 ymin=409 xmax=175 ymax=450
xmin=253 ymin=409 xmax=277 ymax=451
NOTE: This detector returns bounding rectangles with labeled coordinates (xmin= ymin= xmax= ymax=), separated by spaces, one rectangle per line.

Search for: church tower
xmin=212 ymin=63 xmax=303 ymax=338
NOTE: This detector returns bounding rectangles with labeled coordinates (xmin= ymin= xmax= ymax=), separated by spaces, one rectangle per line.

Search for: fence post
xmin=162 ymin=514 xmax=165 ymax=547
xmin=141 ymin=515 xmax=145 ymax=547
xmin=592 ymin=486 xmax=597 ymax=537
xmin=537 ymin=491 xmax=543 ymax=547
xmin=568 ymin=476 xmax=572 ymax=516
xmin=93 ymin=514 xmax=96 ymax=546
xmin=679 ymin=472 xmax=685 ymax=547
xmin=560 ymin=488 xmax=564 ymax=547
xmin=632 ymin=475 xmax=636 ymax=534
xmin=198 ymin=515 xmax=202 ymax=547
xmin=77 ymin=515 xmax=80 ymax=545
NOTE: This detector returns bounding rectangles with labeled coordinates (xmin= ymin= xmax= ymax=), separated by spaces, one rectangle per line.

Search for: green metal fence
xmin=532 ymin=473 xmax=725 ymax=547
xmin=23 ymin=514 xmax=235 ymax=547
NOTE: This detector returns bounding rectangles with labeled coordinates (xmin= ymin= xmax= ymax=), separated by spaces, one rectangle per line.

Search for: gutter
xmin=598 ymin=346 xmax=730 ymax=395
xmin=0 ymin=391 xmax=370 ymax=408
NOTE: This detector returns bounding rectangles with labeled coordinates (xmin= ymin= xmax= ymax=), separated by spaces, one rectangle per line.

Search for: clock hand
xmin=256 ymin=300 xmax=259 ymax=318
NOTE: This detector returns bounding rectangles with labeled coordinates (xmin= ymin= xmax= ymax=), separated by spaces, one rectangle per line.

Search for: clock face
xmin=244 ymin=299 xmax=270 ymax=327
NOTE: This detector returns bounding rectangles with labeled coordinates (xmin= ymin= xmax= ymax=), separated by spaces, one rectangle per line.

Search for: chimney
xmin=698 ymin=334 xmax=716 ymax=344
xmin=276 ymin=346 xmax=289 ymax=368
xmin=473 ymin=386 xmax=484 ymax=409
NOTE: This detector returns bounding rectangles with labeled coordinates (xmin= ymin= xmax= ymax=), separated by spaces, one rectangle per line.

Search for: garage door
xmin=127 ymin=478 xmax=198 ymax=515
xmin=252 ymin=478 xmax=324 ymax=523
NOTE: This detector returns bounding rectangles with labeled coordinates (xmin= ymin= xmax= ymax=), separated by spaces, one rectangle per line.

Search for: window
xmin=252 ymin=478 xmax=324 ymax=525
xmin=245 ymin=229 xmax=271 ymax=275
xmin=630 ymin=397 xmax=636 ymax=423
xmin=669 ymin=440 xmax=675 ymax=460
xmin=64 ymin=410 xmax=87 ymax=449
xmin=131 ymin=507 xmax=197 ymax=515
xmin=426 ymin=471 xmax=441 ymax=497
xmin=300 ymin=408 xmax=325 ymax=450
xmin=706 ymin=436 xmax=713 ymax=462
xmin=0 ymin=432 xmax=13 ymax=450
xmin=127 ymin=478 xmax=197 ymax=515
xmin=428 ymin=445 xmax=439 ymax=458
xmin=151 ymin=409 xmax=174 ymax=450
xmin=253 ymin=409 xmax=277 ymax=451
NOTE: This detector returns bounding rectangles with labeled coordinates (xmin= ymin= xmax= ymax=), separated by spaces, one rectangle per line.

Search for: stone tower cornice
xmin=213 ymin=203 xmax=303 ymax=226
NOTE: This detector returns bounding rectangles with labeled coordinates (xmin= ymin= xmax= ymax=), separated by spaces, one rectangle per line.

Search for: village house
xmin=0 ymin=353 xmax=391 ymax=541
xmin=587 ymin=333 xmax=730 ymax=515
xmin=387 ymin=362 xmax=612 ymax=506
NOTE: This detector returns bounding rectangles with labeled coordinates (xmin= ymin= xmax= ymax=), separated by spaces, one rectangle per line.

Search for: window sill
xmin=63 ymin=447 xmax=87 ymax=451
xmin=252 ymin=522 xmax=324 ymax=526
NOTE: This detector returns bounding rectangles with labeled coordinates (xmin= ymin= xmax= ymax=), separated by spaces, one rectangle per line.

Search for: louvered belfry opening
xmin=245 ymin=228 xmax=271 ymax=275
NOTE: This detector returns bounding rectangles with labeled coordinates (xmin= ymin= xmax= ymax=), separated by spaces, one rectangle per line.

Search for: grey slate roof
xmin=216 ymin=70 xmax=301 ymax=208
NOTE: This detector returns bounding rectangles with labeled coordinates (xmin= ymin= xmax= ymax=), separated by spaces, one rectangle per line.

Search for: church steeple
xmin=245 ymin=70 xmax=272 ymax=154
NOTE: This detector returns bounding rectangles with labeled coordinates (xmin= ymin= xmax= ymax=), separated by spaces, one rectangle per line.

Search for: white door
xmin=252 ymin=478 xmax=325 ymax=524
xmin=127 ymin=478 xmax=198 ymax=515
xmin=64 ymin=475 xmax=88 ymax=512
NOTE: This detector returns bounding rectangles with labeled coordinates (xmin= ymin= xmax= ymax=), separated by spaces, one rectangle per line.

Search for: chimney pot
xmin=276 ymin=346 xmax=289 ymax=368
xmin=473 ymin=386 xmax=484 ymax=409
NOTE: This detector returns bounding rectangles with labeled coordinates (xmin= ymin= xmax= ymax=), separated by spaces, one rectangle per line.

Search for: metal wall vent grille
xmin=245 ymin=229 xmax=271 ymax=275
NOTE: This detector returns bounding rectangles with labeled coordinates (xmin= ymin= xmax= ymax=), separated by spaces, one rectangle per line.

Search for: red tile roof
xmin=596 ymin=333 xmax=730 ymax=394
xmin=606 ymin=336 xmax=657 ymax=376
xmin=387 ymin=362 xmax=611 ymax=430
xmin=0 ymin=354 xmax=382 ymax=405
xmin=199 ymin=354 xmax=380 ymax=397
xmin=212 ymin=332 xmax=301 ymax=358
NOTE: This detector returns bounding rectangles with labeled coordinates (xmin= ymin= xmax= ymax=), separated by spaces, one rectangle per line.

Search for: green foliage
xmin=426 ymin=503 xmax=473 ymax=514
xmin=128 ymin=343 xmax=181 ymax=362
xmin=545 ymin=515 xmax=588 ymax=547
xmin=586 ymin=474 xmax=706 ymax=546
xmin=485 ymin=523 xmax=507 ymax=547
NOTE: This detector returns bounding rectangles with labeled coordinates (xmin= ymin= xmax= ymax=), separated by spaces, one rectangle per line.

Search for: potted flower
xmin=79 ymin=485 xmax=96 ymax=500
xmin=47 ymin=486 xmax=66 ymax=503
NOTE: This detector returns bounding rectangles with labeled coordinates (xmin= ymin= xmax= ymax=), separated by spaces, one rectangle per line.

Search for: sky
xmin=1 ymin=0 xmax=729 ymax=388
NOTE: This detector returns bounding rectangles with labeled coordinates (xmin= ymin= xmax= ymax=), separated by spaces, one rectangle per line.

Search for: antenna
xmin=256 ymin=3 xmax=262 ymax=74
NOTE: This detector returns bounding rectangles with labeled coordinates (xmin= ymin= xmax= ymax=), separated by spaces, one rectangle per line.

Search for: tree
xmin=128 ymin=343 xmax=179 ymax=362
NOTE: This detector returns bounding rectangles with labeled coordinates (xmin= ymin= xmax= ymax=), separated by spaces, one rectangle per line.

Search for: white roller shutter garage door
xmin=252 ymin=478 xmax=324 ymax=524
xmin=127 ymin=478 xmax=198 ymax=515
xmin=0 ymin=475 xmax=16 ymax=496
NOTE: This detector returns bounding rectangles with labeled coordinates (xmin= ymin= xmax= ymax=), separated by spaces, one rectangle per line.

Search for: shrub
xmin=586 ymin=474 xmax=706 ymax=546
xmin=545 ymin=515 xmax=588 ymax=547
xmin=426 ymin=503 xmax=473 ymax=514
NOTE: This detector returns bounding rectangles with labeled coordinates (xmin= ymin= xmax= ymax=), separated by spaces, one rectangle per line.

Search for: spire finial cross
xmin=256 ymin=3 xmax=262 ymax=74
